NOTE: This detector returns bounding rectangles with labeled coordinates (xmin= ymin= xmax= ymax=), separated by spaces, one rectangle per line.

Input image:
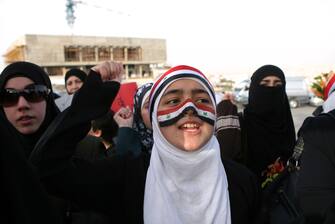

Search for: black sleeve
xmin=223 ymin=159 xmax=261 ymax=224
xmin=30 ymin=70 xmax=120 ymax=177
xmin=29 ymin=70 xmax=146 ymax=221
xmin=115 ymin=127 xmax=142 ymax=156
xmin=0 ymin=115 xmax=57 ymax=224
xmin=215 ymin=100 xmax=243 ymax=162
xmin=297 ymin=114 xmax=335 ymax=224
xmin=41 ymin=154 xmax=146 ymax=215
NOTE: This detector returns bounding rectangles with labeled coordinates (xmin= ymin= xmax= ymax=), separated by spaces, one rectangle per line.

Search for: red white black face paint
xmin=157 ymin=99 xmax=215 ymax=127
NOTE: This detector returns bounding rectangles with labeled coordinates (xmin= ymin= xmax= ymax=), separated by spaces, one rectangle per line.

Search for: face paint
xmin=157 ymin=99 xmax=215 ymax=127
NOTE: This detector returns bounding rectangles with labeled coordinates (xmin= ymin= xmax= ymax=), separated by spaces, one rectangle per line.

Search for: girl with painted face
xmin=145 ymin=65 xmax=232 ymax=223
xmin=31 ymin=64 xmax=260 ymax=224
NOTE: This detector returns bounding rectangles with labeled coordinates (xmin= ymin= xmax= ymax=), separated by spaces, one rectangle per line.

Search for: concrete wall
xmin=21 ymin=34 xmax=166 ymax=66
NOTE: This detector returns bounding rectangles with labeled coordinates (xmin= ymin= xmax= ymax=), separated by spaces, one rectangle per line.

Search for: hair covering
xmin=144 ymin=65 xmax=231 ymax=224
xmin=65 ymin=68 xmax=87 ymax=84
xmin=324 ymin=74 xmax=335 ymax=100
xmin=133 ymin=82 xmax=153 ymax=152
xmin=0 ymin=61 xmax=59 ymax=157
xmin=244 ymin=65 xmax=296 ymax=179
xmin=322 ymin=74 xmax=335 ymax=113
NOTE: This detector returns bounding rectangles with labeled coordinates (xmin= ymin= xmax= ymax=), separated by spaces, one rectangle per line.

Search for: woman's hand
xmin=113 ymin=106 xmax=134 ymax=128
xmin=91 ymin=61 xmax=124 ymax=83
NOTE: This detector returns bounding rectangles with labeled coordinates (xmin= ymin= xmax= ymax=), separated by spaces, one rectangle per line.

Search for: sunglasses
xmin=0 ymin=85 xmax=50 ymax=107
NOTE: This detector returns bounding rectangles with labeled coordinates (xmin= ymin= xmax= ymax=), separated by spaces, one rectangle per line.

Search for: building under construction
xmin=3 ymin=34 xmax=167 ymax=84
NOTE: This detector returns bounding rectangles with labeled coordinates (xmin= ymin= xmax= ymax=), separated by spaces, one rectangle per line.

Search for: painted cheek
xmin=158 ymin=100 xmax=215 ymax=127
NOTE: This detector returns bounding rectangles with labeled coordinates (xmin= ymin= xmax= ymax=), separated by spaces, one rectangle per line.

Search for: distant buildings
xmin=3 ymin=34 xmax=168 ymax=87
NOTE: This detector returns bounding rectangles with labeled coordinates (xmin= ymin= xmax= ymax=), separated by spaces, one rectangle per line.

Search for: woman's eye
xmin=166 ymin=98 xmax=180 ymax=105
xmin=196 ymin=98 xmax=210 ymax=104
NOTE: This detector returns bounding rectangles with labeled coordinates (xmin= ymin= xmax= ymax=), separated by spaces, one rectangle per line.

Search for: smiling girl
xmin=31 ymin=64 xmax=260 ymax=224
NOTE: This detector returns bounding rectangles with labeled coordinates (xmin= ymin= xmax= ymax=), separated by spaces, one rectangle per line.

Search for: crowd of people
xmin=0 ymin=60 xmax=334 ymax=224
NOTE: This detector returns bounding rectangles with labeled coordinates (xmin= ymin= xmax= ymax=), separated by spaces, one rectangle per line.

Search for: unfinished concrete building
xmin=3 ymin=34 xmax=167 ymax=85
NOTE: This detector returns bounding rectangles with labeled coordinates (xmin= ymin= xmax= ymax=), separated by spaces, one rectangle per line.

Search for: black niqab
xmin=0 ymin=61 xmax=59 ymax=156
xmin=244 ymin=65 xmax=296 ymax=178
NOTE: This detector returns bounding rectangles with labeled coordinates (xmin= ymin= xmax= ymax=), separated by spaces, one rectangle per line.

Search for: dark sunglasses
xmin=0 ymin=85 xmax=50 ymax=107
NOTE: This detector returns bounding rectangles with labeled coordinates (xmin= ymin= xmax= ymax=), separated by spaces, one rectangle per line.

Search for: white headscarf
xmin=323 ymin=74 xmax=335 ymax=113
xmin=144 ymin=65 xmax=231 ymax=224
xmin=323 ymin=91 xmax=335 ymax=113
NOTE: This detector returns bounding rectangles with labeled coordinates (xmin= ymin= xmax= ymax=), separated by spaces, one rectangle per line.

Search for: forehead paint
xmin=157 ymin=99 xmax=215 ymax=127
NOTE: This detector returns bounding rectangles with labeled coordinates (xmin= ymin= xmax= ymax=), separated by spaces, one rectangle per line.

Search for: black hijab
xmin=64 ymin=68 xmax=87 ymax=84
xmin=0 ymin=114 xmax=56 ymax=224
xmin=64 ymin=68 xmax=87 ymax=94
xmin=244 ymin=65 xmax=296 ymax=178
xmin=0 ymin=61 xmax=59 ymax=157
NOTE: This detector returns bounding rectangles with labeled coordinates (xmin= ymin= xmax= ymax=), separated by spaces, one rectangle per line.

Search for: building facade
xmin=3 ymin=34 xmax=167 ymax=85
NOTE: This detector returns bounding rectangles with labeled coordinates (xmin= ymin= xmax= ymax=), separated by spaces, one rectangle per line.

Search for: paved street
xmin=291 ymin=106 xmax=316 ymax=133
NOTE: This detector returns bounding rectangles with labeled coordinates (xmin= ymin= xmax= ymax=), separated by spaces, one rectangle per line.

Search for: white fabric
xmin=323 ymin=91 xmax=335 ymax=113
xmin=144 ymin=78 xmax=231 ymax=224
xmin=55 ymin=93 xmax=73 ymax=112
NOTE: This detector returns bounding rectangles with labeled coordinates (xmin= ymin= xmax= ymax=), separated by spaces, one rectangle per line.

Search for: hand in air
xmin=91 ymin=61 xmax=124 ymax=83
xmin=113 ymin=106 xmax=134 ymax=128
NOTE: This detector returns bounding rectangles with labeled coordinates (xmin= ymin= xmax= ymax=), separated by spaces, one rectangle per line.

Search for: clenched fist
xmin=91 ymin=61 xmax=124 ymax=83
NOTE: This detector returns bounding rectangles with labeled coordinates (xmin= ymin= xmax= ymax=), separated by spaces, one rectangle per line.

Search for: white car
xmin=309 ymin=95 xmax=324 ymax=107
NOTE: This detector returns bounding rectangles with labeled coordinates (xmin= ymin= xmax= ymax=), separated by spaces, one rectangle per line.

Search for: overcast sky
xmin=1 ymin=0 xmax=335 ymax=80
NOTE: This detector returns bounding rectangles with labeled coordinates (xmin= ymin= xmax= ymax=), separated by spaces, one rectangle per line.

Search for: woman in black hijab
xmin=1 ymin=61 xmax=122 ymax=224
xmin=0 ymin=61 xmax=60 ymax=224
xmin=0 ymin=114 xmax=57 ymax=224
xmin=244 ymin=65 xmax=296 ymax=180
xmin=64 ymin=68 xmax=87 ymax=95
xmin=0 ymin=61 xmax=59 ymax=156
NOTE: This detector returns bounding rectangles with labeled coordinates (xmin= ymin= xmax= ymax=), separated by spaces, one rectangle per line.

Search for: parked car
xmin=232 ymin=79 xmax=249 ymax=106
xmin=309 ymin=94 xmax=324 ymax=107
xmin=232 ymin=76 xmax=311 ymax=108
xmin=285 ymin=76 xmax=310 ymax=108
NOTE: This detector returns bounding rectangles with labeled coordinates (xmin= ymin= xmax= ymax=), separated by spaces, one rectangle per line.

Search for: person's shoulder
xmin=299 ymin=110 xmax=335 ymax=138
xmin=298 ymin=110 xmax=335 ymax=158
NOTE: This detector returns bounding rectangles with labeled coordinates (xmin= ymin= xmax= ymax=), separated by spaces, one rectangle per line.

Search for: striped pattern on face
xmin=149 ymin=65 xmax=216 ymax=122
xmin=157 ymin=99 xmax=215 ymax=127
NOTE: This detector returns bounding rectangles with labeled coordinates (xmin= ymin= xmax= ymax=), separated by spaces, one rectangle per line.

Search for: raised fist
xmin=91 ymin=61 xmax=124 ymax=83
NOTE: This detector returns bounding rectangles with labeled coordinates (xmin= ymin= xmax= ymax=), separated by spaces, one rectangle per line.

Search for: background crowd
xmin=1 ymin=60 xmax=334 ymax=224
